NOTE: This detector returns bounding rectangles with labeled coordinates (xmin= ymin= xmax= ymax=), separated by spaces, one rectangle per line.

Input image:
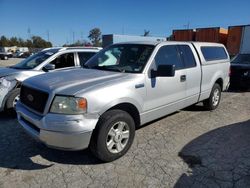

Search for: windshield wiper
xmin=9 ymin=66 xmax=31 ymax=70
xmin=82 ymin=64 xmax=90 ymax=69
xmin=9 ymin=66 xmax=22 ymax=69
xmin=84 ymin=65 xmax=124 ymax=72
xmin=95 ymin=66 xmax=124 ymax=72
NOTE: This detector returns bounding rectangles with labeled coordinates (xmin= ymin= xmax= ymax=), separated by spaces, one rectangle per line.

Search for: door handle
xmin=180 ymin=75 xmax=186 ymax=82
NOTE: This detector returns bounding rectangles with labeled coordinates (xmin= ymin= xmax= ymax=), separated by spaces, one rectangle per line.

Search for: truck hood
xmin=0 ymin=67 xmax=22 ymax=77
xmin=24 ymin=68 xmax=130 ymax=95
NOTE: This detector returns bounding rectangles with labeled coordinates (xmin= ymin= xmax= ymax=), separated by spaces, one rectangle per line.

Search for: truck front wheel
xmin=6 ymin=88 xmax=20 ymax=112
xmin=203 ymin=83 xmax=221 ymax=110
xmin=90 ymin=109 xmax=135 ymax=162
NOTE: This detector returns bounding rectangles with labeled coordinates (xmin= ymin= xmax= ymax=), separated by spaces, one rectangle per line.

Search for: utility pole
xmin=47 ymin=30 xmax=50 ymax=42
xmin=27 ymin=27 xmax=31 ymax=39
xmin=122 ymin=26 xmax=125 ymax=35
xmin=81 ymin=31 xmax=83 ymax=43
xmin=72 ymin=31 xmax=75 ymax=44
xmin=183 ymin=22 xmax=190 ymax=29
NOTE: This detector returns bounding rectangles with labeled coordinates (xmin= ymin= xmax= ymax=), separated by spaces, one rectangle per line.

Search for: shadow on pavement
xmin=0 ymin=112 xmax=101 ymax=171
xmin=182 ymin=103 xmax=208 ymax=112
xmin=175 ymin=119 xmax=250 ymax=188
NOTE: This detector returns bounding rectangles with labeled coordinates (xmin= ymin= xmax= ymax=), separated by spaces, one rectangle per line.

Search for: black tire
xmin=203 ymin=83 xmax=221 ymax=110
xmin=90 ymin=109 xmax=135 ymax=162
xmin=6 ymin=88 xmax=20 ymax=111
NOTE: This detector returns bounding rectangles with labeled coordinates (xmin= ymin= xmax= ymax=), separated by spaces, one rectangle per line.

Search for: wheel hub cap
xmin=106 ymin=121 xmax=130 ymax=153
xmin=212 ymin=89 xmax=220 ymax=106
xmin=13 ymin=95 xmax=20 ymax=108
xmin=114 ymin=132 xmax=122 ymax=142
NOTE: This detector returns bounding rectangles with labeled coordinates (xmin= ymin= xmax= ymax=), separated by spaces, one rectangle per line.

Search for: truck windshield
xmin=231 ymin=54 xmax=250 ymax=64
xmin=10 ymin=49 xmax=58 ymax=69
xmin=84 ymin=44 xmax=155 ymax=73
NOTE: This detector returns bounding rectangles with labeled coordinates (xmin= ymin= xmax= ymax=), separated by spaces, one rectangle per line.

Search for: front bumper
xmin=16 ymin=102 xmax=99 ymax=151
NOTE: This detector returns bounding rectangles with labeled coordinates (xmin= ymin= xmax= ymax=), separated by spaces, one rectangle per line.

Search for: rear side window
xmin=78 ymin=52 xmax=96 ymax=66
xmin=178 ymin=45 xmax=196 ymax=68
xmin=154 ymin=45 xmax=184 ymax=70
xmin=201 ymin=47 xmax=228 ymax=61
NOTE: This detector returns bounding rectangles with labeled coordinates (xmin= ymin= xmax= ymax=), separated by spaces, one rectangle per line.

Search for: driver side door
xmin=142 ymin=45 xmax=187 ymax=122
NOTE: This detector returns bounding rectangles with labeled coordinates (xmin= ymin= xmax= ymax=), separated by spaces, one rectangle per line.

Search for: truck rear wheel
xmin=90 ymin=109 xmax=135 ymax=162
xmin=203 ymin=83 xmax=221 ymax=110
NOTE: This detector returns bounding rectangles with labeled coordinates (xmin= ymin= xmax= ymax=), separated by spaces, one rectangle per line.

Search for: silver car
xmin=16 ymin=41 xmax=230 ymax=162
xmin=0 ymin=47 xmax=101 ymax=112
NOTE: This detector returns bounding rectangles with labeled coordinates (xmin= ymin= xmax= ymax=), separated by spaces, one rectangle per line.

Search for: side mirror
xmin=151 ymin=64 xmax=175 ymax=77
xmin=43 ymin=64 xmax=55 ymax=72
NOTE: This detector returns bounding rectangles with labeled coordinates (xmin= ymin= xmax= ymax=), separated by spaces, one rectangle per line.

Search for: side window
xmin=154 ymin=45 xmax=184 ymax=70
xmin=178 ymin=45 xmax=197 ymax=68
xmin=201 ymin=47 xmax=228 ymax=61
xmin=50 ymin=53 xmax=75 ymax=69
xmin=78 ymin=52 xmax=96 ymax=66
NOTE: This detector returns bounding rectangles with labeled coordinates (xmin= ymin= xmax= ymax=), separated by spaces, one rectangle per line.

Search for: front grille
xmin=20 ymin=85 xmax=49 ymax=113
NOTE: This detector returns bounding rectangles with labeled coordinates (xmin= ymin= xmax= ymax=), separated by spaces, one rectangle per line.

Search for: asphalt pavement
xmin=0 ymin=58 xmax=250 ymax=187
xmin=0 ymin=91 xmax=250 ymax=188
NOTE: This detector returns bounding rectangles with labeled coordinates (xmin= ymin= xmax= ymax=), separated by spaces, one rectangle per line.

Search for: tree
xmin=88 ymin=28 xmax=102 ymax=47
xmin=0 ymin=35 xmax=52 ymax=48
xmin=62 ymin=40 xmax=90 ymax=47
xmin=25 ymin=39 xmax=33 ymax=48
xmin=9 ymin=37 xmax=19 ymax=46
xmin=0 ymin=36 xmax=9 ymax=47
xmin=31 ymin=36 xmax=52 ymax=48
xmin=143 ymin=30 xmax=150 ymax=36
xmin=17 ymin=38 xmax=24 ymax=46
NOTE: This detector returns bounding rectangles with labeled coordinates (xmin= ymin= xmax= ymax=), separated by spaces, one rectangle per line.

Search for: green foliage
xmin=88 ymin=28 xmax=102 ymax=47
xmin=31 ymin=36 xmax=52 ymax=48
xmin=0 ymin=36 xmax=9 ymax=46
xmin=0 ymin=35 xmax=52 ymax=48
xmin=63 ymin=40 xmax=91 ymax=47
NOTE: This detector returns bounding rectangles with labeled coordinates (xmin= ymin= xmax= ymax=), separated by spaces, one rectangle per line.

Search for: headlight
xmin=50 ymin=96 xmax=87 ymax=114
xmin=0 ymin=76 xmax=16 ymax=88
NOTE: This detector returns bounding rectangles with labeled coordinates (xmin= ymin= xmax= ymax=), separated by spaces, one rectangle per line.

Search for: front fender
xmin=0 ymin=79 xmax=19 ymax=111
xmin=97 ymin=97 xmax=143 ymax=116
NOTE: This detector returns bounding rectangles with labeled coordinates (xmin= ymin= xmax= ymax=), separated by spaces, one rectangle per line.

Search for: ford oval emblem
xmin=27 ymin=94 xmax=34 ymax=102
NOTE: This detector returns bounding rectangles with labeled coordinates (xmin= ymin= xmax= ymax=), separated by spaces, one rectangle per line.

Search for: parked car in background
xmin=0 ymin=47 xmax=101 ymax=112
xmin=16 ymin=41 xmax=230 ymax=162
xmin=230 ymin=53 xmax=250 ymax=90
xmin=14 ymin=51 xmax=33 ymax=58
xmin=0 ymin=52 xmax=12 ymax=60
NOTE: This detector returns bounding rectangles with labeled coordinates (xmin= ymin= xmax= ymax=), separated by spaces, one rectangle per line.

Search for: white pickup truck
xmin=16 ymin=41 xmax=230 ymax=162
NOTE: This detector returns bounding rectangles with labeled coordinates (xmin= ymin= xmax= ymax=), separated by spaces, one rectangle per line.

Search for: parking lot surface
xmin=0 ymin=90 xmax=249 ymax=188
xmin=0 ymin=58 xmax=23 ymax=67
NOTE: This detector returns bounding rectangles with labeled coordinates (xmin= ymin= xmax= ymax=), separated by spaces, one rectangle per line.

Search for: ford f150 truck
xmin=16 ymin=41 xmax=230 ymax=162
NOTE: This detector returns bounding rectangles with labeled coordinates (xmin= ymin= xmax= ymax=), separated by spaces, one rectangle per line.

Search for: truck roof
xmin=42 ymin=46 xmax=102 ymax=51
xmin=115 ymin=41 xmax=226 ymax=47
